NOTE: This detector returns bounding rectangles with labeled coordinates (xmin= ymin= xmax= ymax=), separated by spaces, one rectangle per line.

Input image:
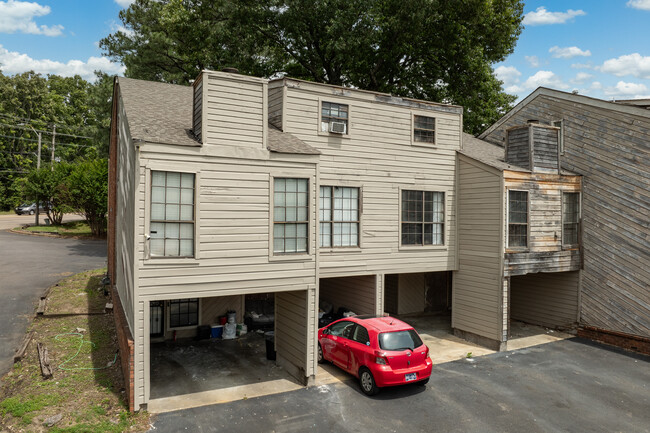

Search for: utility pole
xmin=51 ymin=125 xmax=56 ymax=170
xmin=35 ymin=130 xmax=41 ymax=225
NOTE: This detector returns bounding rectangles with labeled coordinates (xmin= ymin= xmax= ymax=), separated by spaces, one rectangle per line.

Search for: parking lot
xmin=149 ymin=338 xmax=650 ymax=433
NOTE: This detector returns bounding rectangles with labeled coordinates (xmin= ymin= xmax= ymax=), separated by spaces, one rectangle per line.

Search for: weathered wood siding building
xmin=108 ymin=70 xmax=464 ymax=410
xmin=479 ymin=87 xmax=650 ymax=343
xmin=454 ymin=126 xmax=582 ymax=349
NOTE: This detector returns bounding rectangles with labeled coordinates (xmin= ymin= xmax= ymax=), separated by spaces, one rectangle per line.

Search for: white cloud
xmin=495 ymin=65 xmax=521 ymax=85
xmin=114 ymin=0 xmax=134 ymax=7
xmin=604 ymin=81 xmax=650 ymax=99
xmin=590 ymin=81 xmax=603 ymax=91
xmin=522 ymin=70 xmax=569 ymax=90
xmin=549 ymin=46 xmax=591 ymax=59
xmin=523 ymin=7 xmax=586 ymax=25
xmin=525 ymin=55 xmax=540 ymax=67
xmin=627 ymin=0 xmax=650 ymax=11
xmin=110 ymin=20 xmax=134 ymax=37
xmin=0 ymin=0 xmax=63 ymax=36
xmin=601 ymin=53 xmax=650 ymax=79
xmin=571 ymin=62 xmax=593 ymax=69
xmin=571 ymin=72 xmax=593 ymax=84
xmin=0 ymin=44 xmax=124 ymax=82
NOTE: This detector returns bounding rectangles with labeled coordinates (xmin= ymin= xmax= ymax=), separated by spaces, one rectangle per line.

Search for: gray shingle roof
xmin=117 ymin=76 xmax=317 ymax=155
xmin=267 ymin=125 xmax=320 ymax=155
xmin=117 ymin=77 xmax=200 ymax=147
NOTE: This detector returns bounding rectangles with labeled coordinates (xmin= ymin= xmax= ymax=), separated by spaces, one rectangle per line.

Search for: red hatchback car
xmin=318 ymin=315 xmax=432 ymax=395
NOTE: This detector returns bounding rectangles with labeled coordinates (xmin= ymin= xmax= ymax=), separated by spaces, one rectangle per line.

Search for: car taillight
xmin=425 ymin=345 xmax=430 ymax=357
xmin=374 ymin=350 xmax=388 ymax=365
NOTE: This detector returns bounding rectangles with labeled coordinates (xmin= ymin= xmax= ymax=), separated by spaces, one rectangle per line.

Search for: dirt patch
xmin=0 ymin=269 xmax=150 ymax=432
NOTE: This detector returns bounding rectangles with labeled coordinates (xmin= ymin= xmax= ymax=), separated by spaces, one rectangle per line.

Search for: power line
xmin=0 ymin=133 xmax=96 ymax=149
xmin=0 ymin=112 xmax=100 ymax=134
xmin=0 ymin=122 xmax=93 ymax=140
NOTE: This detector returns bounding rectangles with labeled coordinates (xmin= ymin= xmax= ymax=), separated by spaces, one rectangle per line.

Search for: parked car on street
xmin=14 ymin=202 xmax=47 ymax=215
xmin=318 ymin=315 xmax=432 ymax=395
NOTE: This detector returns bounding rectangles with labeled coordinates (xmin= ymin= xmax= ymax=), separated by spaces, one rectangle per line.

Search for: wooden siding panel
xmin=192 ymin=76 xmax=203 ymax=141
xmin=397 ymin=273 xmax=425 ymax=315
xmin=482 ymin=94 xmax=650 ymax=338
xmin=276 ymin=290 xmax=315 ymax=379
xmin=268 ymin=85 xmax=283 ymax=130
xmin=453 ymin=157 xmax=504 ymax=342
xmin=283 ymin=85 xmax=461 ymax=278
xmin=319 ymin=275 xmax=377 ymax=315
xmin=511 ymin=271 xmax=579 ymax=328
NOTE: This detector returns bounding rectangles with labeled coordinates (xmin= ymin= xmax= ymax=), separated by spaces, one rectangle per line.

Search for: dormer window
xmin=414 ymin=115 xmax=435 ymax=144
xmin=321 ymin=102 xmax=348 ymax=134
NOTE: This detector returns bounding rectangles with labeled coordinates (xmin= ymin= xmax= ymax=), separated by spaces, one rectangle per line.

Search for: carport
xmin=318 ymin=275 xmax=379 ymax=321
xmin=384 ymin=271 xmax=452 ymax=317
xmin=145 ymin=289 xmax=316 ymax=410
xmin=510 ymin=271 xmax=580 ymax=331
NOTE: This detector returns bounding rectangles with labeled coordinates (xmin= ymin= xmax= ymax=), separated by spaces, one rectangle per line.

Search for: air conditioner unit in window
xmin=329 ymin=121 xmax=347 ymax=134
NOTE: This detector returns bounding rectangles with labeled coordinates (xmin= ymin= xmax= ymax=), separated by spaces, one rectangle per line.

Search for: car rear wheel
xmin=359 ymin=367 xmax=379 ymax=396
xmin=29 ymin=210 xmax=34 ymax=215
xmin=317 ymin=343 xmax=325 ymax=364
xmin=416 ymin=377 xmax=429 ymax=386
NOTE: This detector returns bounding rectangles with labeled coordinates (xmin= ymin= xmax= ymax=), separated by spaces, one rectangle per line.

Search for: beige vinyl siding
xmin=453 ymin=156 xmax=504 ymax=342
xmin=511 ymin=271 xmax=579 ymax=328
xmin=201 ymin=295 xmax=244 ymax=325
xmin=268 ymin=83 xmax=283 ymax=130
xmin=276 ymin=289 xmax=316 ymax=381
xmin=319 ymin=275 xmax=378 ymax=316
xmin=282 ymin=81 xmax=461 ymax=278
xmin=203 ymin=72 xmax=267 ymax=150
xmin=134 ymin=150 xmax=318 ymax=299
xmin=504 ymin=170 xmax=582 ymax=275
xmin=115 ymin=96 xmax=137 ymax=330
xmin=135 ymin=300 xmax=145 ymax=407
xmin=481 ymin=92 xmax=650 ymax=337
xmin=397 ymin=273 xmax=425 ymax=315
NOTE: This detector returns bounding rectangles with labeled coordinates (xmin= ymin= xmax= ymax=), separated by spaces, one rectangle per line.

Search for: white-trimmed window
xmin=273 ymin=178 xmax=309 ymax=254
xmin=508 ymin=190 xmax=528 ymax=248
xmin=562 ymin=192 xmax=580 ymax=246
xmin=150 ymin=171 xmax=195 ymax=257
xmin=169 ymin=298 xmax=199 ymax=328
xmin=321 ymin=102 xmax=348 ymax=134
xmin=414 ymin=115 xmax=435 ymax=144
xmin=320 ymin=186 xmax=360 ymax=247
xmin=401 ymin=190 xmax=444 ymax=246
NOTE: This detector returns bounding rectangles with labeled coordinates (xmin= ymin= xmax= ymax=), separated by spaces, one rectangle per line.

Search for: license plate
xmin=405 ymin=373 xmax=417 ymax=382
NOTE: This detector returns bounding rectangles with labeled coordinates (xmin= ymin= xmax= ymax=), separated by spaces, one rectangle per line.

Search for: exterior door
xmin=150 ymin=301 xmax=164 ymax=337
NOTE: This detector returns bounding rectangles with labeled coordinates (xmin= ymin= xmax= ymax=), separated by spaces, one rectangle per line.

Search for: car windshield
xmin=378 ymin=329 xmax=423 ymax=351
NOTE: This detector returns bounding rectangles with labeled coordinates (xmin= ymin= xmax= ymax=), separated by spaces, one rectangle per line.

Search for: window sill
xmin=268 ymin=252 xmax=314 ymax=263
xmin=505 ymin=248 xmax=529 ymax=254
xmin=411 ymin=141 xmax=438 ymax=149
xmin=168 ymin=324 xmax=199 ymax=331
xmin=398 ymin=245 xmax=448 ymax=252
xmin=319 ymin=247 xmax=362 ymax=253
xmin=144 ymin=257 xmax=200 ymax=266
xmin=317 ymin=131 xmax=351 ymax=139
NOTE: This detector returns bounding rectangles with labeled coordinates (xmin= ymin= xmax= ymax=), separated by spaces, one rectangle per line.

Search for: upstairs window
xmin=401 ymin=190 xmax=445 ymax=246
xmin=273 ymin=178 xmax=309 ymax=254
xmin=321 ymin=102 xmax=348 ymax=134
xmin=508 ymin=190 xmax=528 ymax=248
xmin=320 ymin=186 xmax=360 ymax=248
xmin=563 ymin=192 xmax=580 ymax=246
xmin=414 ymin=115 xmax=435 ymax=144
xmin=150 ymin=171 xmax=195 ymax=257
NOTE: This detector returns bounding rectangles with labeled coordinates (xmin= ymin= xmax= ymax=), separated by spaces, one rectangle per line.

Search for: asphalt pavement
xmin=149 ymin=338 xmax=650 ymax=433
xmin=0 ymin=228 xmax=106 ymax=375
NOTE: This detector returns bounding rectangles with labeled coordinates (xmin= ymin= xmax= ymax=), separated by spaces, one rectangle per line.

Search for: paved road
xmin=150 ymin=338 xmax=650 ymax=433
xmin=0 ymin=230 xmax=106 ymax=375
xmin=0 ymin=213 xmax=84 ymax=230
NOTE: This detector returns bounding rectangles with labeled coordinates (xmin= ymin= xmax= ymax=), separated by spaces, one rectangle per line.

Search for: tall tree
xmin=101 ymin=0 xmax=524 ymax=134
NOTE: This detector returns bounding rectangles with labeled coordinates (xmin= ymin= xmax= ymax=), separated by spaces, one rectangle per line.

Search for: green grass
xmin=0 ymin=210 xmax=15 ymax=215
xmin=23 ymin=220 xmax=93 ymax=237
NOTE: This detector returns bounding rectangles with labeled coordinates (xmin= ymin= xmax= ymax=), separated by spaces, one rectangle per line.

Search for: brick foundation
xmin=578 ymin=326 xmax=650 ymax=356
xmin=110 ymin=286 xmax=135 ymax=412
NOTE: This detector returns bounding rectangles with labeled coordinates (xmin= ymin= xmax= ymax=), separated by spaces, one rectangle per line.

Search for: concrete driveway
xmin=0 ymin=228 xmax=106 ymax=375
xmin=149 ymin=338 xmax=650 ymax=433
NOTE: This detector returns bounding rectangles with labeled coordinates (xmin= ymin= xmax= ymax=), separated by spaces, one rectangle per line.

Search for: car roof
xmin=350 ymin=315 xmax=414 ymax=332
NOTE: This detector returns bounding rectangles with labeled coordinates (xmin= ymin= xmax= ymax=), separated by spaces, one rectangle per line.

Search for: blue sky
xmin=1 ymin=1 xmax=649 ymax=101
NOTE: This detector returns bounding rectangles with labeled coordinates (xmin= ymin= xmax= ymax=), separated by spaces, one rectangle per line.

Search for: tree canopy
xmin=101 ymin=0 xmax=524 ymax=133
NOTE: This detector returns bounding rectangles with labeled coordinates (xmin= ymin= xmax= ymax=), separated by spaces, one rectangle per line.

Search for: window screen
xmin=274 ymin=178 xmax=309 ymax=253
xmin=508 ymin=190 xmax=528 ymax=248
xmin=563 ymin=192 xmax=580 ymax=245
xmin=320 ymin=186 xmax=360 ymax=247
xmin=401 ymin=190 xmax=444 ymax=245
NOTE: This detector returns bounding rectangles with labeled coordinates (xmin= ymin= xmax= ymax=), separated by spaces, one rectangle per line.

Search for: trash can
xmin=265 ymin=331 xmax=276 ymax=361
xmin=196 ymin=325 xmax=211 ymax=340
